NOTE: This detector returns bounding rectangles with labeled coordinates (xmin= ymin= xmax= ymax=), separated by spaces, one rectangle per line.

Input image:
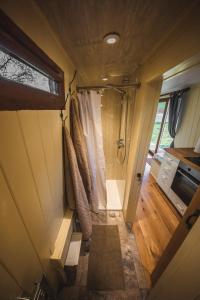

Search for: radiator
xmin=17 ymin=276 xmax=55 ymax=300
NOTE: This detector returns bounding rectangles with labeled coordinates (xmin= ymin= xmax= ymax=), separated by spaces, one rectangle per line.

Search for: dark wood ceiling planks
xmin=35 ymin=0 xmax=195 ymax=85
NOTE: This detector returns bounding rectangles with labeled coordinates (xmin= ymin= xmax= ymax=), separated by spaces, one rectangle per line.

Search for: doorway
xmin=132 ymin=59 xmax=200 ymax=289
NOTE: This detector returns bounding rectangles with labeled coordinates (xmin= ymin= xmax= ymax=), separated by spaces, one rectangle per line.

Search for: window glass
xmin=158 ymin=108 xmax=173 ymax=152
xmin=149 ymin=101 xmax=166 ymax=152
xmin=0 ymin=48 xmax=58 ymax=94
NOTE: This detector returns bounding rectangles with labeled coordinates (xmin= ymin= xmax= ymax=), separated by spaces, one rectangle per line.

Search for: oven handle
xmin=177 ymin=169 xmax=199 ymax=188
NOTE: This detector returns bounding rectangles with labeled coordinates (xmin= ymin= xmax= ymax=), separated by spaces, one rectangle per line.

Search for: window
xmin=149 ymin=99 xmax=173 ymax=155
xmin=0 ymin=48 xmax=58 ymax=94
xmin=0 ymin=10 xmax=65 ymax=110
xmin=158 ymin=108 xmax=173 ymax=152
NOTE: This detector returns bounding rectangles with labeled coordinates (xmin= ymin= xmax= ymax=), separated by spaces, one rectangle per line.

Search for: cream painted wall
xmin=0 ymin=0 xmax=75 ymax=297
xmin=0 ymin=263 xmax=22 ymax=299
xmin=101 ymin=90 xmax=135 ymax=180
xmin=148 ymin=217 xmax=200 ymax=300
xmin=175 ymin=84 xmax=200 ymax=148
xmin=102 ymin=90 xmax=122 ymax=179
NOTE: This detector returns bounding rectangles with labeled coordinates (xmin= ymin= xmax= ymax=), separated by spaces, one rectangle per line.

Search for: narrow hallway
xmin=1 ymin=1 xmax=200 ymax=299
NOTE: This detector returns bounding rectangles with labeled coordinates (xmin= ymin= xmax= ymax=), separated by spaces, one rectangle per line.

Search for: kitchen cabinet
xmin=157 ymin=152 xmax=180 ymax=195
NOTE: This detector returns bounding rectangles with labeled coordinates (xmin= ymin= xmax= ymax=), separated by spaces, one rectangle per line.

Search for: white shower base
xmin=99 ymin=180 xmax=125 ymax=210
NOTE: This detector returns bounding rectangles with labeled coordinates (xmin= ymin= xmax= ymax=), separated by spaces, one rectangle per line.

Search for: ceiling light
xmin=102 ymin=76 xmax=108 ymax=81
xmin=110 ymin=73 xmax=122 ymax=77
xmin=104 ymin=33 xmax=120 ymax=45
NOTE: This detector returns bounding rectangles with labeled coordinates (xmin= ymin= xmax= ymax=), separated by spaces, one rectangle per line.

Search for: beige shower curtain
xmin=78 ymin=91 xmax=107 ymax=209
xmin=70 ymin=98 xmax=97 ymax=211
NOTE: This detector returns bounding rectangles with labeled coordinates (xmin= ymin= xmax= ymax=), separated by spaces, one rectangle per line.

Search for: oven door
xmin=171 ymin=168 xmax=199 ymax=206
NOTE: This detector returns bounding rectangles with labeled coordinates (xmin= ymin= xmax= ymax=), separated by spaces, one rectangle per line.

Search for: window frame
xmin=0 ymin=9 xmax=65 ymax=110
xmin=149 ymin=98 xmax=169 ymax=155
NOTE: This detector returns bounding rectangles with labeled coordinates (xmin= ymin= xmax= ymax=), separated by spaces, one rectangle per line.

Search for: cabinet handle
xmin=137 ymin=173 xmax=142 ymax=182
xmin=186 ymin=209 xmax=200 ymax=229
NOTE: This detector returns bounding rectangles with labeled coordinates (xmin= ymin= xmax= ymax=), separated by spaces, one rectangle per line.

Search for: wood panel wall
xmin=101 ymin=89 xmax=135 ymax=180
xmin=0 ymin=1 xmax=75 ymax=298
xmin=175 ymin=83 xmax=200 ymax=148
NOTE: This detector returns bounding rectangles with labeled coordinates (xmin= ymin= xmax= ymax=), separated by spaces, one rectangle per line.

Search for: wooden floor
xmin=132 ymin=164 xmax=181 ymax=286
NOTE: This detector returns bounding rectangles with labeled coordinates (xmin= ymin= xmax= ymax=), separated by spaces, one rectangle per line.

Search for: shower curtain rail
xmin=76 ymin=82 xmax=140 ymax=94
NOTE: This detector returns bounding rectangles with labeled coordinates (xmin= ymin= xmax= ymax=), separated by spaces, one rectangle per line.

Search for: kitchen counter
xmin=165 ymin=148 xmax=200 ymax=172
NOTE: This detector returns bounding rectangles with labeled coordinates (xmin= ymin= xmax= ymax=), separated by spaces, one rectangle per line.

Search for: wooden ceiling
xmin=35 ymin=0 xmax=194 ymax=85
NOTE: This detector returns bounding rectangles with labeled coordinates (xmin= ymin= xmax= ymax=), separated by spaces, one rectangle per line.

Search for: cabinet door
xmin=157 ymin=153 xmax=179 ymax=194
xmin=151 ymin=187 xmax=200 ymax=290
xmin=157 ymin=154 xmax=171 ymax=193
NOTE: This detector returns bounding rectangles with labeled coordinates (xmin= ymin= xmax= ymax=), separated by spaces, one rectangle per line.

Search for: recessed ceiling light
xmin=102 ymin=76 xmax=108 ymax=81
xmin=110 ymin=73 xmax=122 ymax=77
xmin=104 ymin=33 xmax=120 ymax=45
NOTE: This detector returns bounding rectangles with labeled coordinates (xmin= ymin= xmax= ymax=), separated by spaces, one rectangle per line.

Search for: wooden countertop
xmin=165 ymin=148 xmax=200 ymax=172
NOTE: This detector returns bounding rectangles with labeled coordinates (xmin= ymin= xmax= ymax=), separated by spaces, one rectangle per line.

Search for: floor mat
xmin=87 ymin=225 xmax=125 ymax=290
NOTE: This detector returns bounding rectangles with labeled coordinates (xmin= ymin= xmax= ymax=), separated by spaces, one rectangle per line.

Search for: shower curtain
xmin=70 ymin=98 xmax=94 ymax=211
xmin=78 ymin=91 xmax=107 ymax=209
xmin=168 ymin=90 xmax=187 ymax=147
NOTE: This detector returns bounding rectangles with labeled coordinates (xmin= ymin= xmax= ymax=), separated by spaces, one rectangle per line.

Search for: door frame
xmin=123 ymin=79 xmax=162 ymax=223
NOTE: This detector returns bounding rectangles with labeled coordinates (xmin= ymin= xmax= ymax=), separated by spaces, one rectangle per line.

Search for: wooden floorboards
xmin=132 ymin=165 xmax=181 ymax=287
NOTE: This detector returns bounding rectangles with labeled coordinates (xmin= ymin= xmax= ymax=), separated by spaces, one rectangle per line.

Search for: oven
xmin=171 ymin=161 xmax=200 ymax=206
